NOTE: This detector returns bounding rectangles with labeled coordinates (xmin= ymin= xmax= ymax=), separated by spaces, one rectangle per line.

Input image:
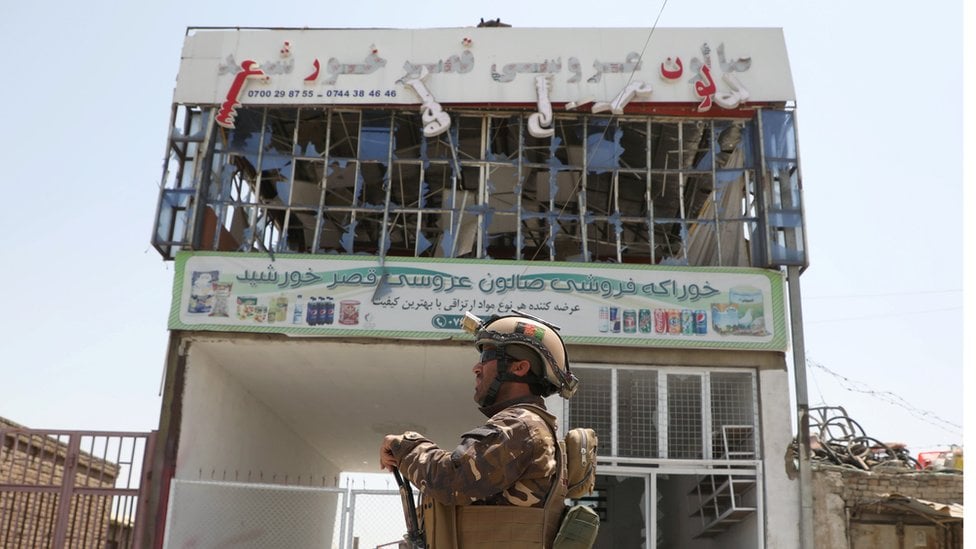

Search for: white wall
xmin=176 ymin=344 xmax=341 ymax=483
xmin=758 ymin=368 xmax=800 ymax=549
xmin=167 ymin=343 xmax=346 ymax=548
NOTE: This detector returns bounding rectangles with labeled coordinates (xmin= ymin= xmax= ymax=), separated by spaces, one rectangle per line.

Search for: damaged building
xmin=144 ymin=26 xmax=810 ymax=548
xmin=813 ymin=466 xmax=963 ymax=549
xmin=802 ymin=406 xmax=964 ymax=549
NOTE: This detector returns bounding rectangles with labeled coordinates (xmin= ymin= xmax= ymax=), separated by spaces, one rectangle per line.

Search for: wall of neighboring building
xmin=812 ymin=465 xmax=963 ymax=549
xmin=0 ymin=419 xmax=119 ymax=547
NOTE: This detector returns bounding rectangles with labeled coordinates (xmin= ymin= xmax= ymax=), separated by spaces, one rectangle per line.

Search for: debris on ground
xmin=792 ymin=406 xmax=962 ymax=473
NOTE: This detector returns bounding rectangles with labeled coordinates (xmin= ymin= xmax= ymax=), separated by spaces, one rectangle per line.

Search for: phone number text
xmin=246 ymin=89 xmax=398 ymax=99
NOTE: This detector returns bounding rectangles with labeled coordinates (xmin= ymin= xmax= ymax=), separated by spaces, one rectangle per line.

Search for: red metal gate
xmin=0 ymin=428 xmax=155 ymax=548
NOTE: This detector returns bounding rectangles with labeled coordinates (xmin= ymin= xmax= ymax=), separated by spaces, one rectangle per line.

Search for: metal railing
xmin=0 ymin=428 xmax=155 ymax=549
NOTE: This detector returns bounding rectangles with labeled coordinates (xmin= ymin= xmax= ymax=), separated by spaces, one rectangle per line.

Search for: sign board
xmin=175 ymin=27 xmax=794 ymax=119
xmin=171 ymin=252 xmax=788 ymax=351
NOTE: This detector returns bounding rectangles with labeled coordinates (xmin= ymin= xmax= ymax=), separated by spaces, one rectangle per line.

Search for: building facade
xmin=146 ymin=26 xmax=808 ymax=548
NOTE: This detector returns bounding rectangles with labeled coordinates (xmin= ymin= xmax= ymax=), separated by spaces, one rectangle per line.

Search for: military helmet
xmin=472 ymin=311 xmax=579 ymax=399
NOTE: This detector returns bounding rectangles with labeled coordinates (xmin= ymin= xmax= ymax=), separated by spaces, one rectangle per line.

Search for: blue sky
xmin=0 ymin=0 xmax=965 ymax=456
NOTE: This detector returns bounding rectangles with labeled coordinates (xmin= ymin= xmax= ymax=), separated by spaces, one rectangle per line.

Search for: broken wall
xmin=812 ymin=465 xmax=963 ymax=549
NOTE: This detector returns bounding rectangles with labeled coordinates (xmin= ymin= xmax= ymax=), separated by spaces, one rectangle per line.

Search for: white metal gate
xmin=163 ymin=479 xmax=405 ymax=549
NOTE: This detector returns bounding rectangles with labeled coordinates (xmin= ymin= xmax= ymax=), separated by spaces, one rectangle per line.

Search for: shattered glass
xmin=154 ymin=104 xmax=804 ymax=267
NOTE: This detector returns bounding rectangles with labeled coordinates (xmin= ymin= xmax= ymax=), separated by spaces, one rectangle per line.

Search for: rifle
xmin=392 ymin=468 xmax=427 ymax=548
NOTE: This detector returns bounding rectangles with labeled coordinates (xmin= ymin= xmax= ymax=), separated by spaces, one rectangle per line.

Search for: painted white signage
xmin=172 ymin=252 xmax=788 ymax=351
xmin=176 ymin=27 xmax=794 ymax=121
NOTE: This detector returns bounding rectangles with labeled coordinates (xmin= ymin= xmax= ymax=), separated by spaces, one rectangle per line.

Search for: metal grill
xmin=568 ymin=368 xmax=612 ymax=457
xmin=617 ymin=369 xmax=658 ymax=458
xmin=0 ymin=429 xmax=153 ymax=549
xmin=346 ymin=490 xmax=410 ymax=549
xmin=163 ymin=479 xmax=404 ymax=549
xmin=710 ymin=372 xmax=758 ymax=459
xmin=163 ymin=480 xmax=341 ymax=549
xmin=568 ymin=367 xmax=758 ymax=462
xmin=154 ymin=106 xmax=774 ymax=269
xmin=667 ymin=374 xmax=703 ymax=459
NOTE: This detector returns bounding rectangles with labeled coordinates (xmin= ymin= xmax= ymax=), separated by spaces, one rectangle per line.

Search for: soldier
xmin=380 ymin=312 xmax=579 ymax=548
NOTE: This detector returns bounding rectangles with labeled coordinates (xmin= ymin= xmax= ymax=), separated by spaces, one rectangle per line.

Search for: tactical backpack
xmin=553 ymin=427 xmax=599 ymax=549
xmin=563 ymin=427 xmax=597 ymax=499
xmin=518 ymin=404 xmax=600 ymax=549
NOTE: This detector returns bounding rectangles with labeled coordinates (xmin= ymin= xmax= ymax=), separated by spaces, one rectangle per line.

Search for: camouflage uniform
xmin=388 ymin=395 xmax=565 ymax=547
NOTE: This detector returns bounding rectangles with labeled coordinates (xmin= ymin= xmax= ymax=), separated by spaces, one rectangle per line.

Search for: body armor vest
xmin=420 ymin=406 xmax=568 ymax=548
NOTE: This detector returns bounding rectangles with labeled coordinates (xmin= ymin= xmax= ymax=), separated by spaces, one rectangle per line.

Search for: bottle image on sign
xmin=274 ymin=295 xmax=289 ymax=323
xmin=306 ymin=297 xmax=318 ymax=325
xmin=598 ymin=306 xmax=609 ymax=333
xmin=314 ymin=297 xmax=325 ymax=325
xmin=324 ymin=297 xmax=335 ymax=324
xmin=292 ymin=295 xmax=304 ymax=324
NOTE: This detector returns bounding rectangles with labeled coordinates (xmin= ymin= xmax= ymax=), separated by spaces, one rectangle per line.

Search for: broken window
xmin=153 ymin=105 xmax=801 ymax=270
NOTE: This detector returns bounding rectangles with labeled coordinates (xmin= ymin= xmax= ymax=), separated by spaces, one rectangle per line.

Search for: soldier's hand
xmin=380 ymin=434 xmax=401 ymax=471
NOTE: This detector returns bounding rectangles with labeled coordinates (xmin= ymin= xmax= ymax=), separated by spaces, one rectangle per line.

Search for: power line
xmin=805 ymin=289 xmax=961 ymax=300
xmin=806 ymin=358 xmax=962 ymax=437
xmin=804 ymin=306 xmax=961 ymax=324
xmin=808 ymin=362 xmax=827 ymax=406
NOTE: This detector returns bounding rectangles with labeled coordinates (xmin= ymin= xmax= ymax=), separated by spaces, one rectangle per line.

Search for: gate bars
xmin=0 ymin=428 xmax=155 ymax=549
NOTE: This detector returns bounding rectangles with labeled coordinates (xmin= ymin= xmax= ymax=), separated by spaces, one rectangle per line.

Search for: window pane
xmin=569 ymin=368 xmax=612 ymax=457
xmin=359 ymin=111 xmax=393 ymax=161
xmin=295 ymin=107 xmax=328 ymax=157
xmin=617 ymin=369 xmax=658 ymax=458
xmin=761 ymin=109 xmax=796 ymax=160
xmin=710 ymin=372 xmax=757 ymax=459
xmin=667 ymin=374 xmax=702 ymax=459
xmin=713 ymin=120 xmax=757 ymax=169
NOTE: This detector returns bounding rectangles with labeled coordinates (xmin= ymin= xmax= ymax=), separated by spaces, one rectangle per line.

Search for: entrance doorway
xmin=584 ymin=469 xmax=762 ymax=549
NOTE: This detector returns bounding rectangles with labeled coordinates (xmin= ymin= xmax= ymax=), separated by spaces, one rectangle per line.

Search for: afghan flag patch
xmin=515 ymin=322 xmax=546 ymax=342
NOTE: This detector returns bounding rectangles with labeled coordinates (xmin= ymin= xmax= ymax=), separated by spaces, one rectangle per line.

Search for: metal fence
xmin=163 ymin=479 xmax=405 ymax=549
xmin=0 ymin=429 xmax=155 ymax=549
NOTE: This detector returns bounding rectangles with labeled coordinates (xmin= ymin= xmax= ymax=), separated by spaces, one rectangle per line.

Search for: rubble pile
xmin=804 ymin=406 xmax=920 ymax=471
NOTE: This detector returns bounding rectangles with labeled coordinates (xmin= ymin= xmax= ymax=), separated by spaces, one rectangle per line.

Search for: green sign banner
xmin=171 ymin=252 xmax=788 ymax=351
